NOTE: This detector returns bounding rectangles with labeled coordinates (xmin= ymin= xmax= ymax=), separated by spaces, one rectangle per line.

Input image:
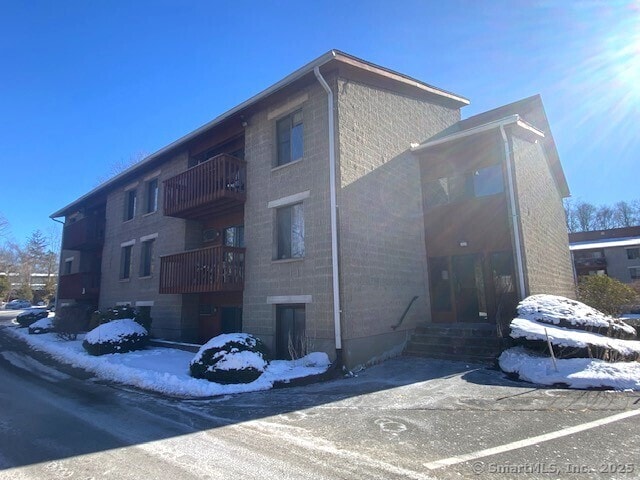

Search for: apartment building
xmin=569 ymin=226 xmax=640 ymax=282
xmin=52 ymin=50 xmax=575 ymax=368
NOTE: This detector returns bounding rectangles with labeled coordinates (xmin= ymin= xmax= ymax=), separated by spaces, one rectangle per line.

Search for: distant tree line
xmin=564 ymin=199 xmax=640 ymax=233
xmin=0 ymin=213 xmax=60 ymax=303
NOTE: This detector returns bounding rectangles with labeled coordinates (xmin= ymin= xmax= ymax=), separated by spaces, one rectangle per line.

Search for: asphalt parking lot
xmin=1 ymin=309 xmax=639 ymax=479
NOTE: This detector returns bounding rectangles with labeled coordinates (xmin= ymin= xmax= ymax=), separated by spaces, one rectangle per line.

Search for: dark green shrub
xmin=88 ymin=305 xmax=152 ymax=331
xmin=578 ymin=275 xmax=638 ymax=317
xmin=28 ymin=317 xmax=54 ymax=334
xmin=54 ymin=304 xmax=94 ymax=340
xmin=190 ymin=333 xmax=269 ymax=384
xmin=82 ymin=319 xmax=149 ymax=356
xmin=16 ymin=309 xmax=48 ymax=327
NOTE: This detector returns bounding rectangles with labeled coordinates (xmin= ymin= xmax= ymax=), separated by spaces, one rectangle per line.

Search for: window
xmin=424 ymin=178 xmax=449 ymax=207
xmin=124 ymin=190 xmax=137 ymax=221
xmin=631 ymin=267 xmax=640 ymax=280
xmin=145 ymin=178 xmax=158 ymax=214
xmin=64 ymin=259 xmax=72 ymax=275
xmin=120 ymin=245 xmax=133 ymax=279
xmin=627 ymin=248 xmax=640 ymax=260
xmin=140 ymin=239 xmax=155 ymax=277
xmin=491 ymin=252 xmax=515 ymax=294
xmin=276 ymin=305 xmax=306 ymax=359
xmin=276 ymin=203 xmax=304 ymax=259
xmin=473 ymin=164 xmax=504 ymax=197
xmin=276 ymin=110 xmax=303 ymax=166
xmin=224 ymin=226 xmax=245 ymax=248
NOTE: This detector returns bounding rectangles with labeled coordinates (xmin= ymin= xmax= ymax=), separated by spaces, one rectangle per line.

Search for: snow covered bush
xmin=83 ymin=319 xmax=149 ymax=356
xmin=505 ymin=295 xmax=640 ymax=362
xmin=89 ymin=305 xmax=152 ymax=331
xmin=190 ymin=333 xmax=269 ymax=384
xmin=54 ymin=304 xmax=94 ymax=340
xmin=28 ymin=316 xmax=54 ymax=334
xmin=16 ymin=308 xmax=49 ymax=327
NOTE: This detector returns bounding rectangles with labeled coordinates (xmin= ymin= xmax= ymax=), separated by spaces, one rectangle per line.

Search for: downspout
xmin=313 ymin=66 xmax=343 ymax=363
xmin=500 ymin=125 xmax=527 ymax=299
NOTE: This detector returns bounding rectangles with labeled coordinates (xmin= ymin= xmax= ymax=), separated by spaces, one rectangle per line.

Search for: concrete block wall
xmin=242 ymin=80 xmax=336 ymax=357
xmin=99 ymin=151 xmax=192 ymax=341
xmin=335 ymin=77 xmax=460 ymax=367
xmin=511 ymin=135 xmax=576 ymax=299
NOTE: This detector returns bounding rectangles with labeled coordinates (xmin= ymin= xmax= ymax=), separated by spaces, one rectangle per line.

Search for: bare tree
xmin=613 ymin=201 xmax=637 ymax=228
xmin=595 ymin=205 xmax=616 ymax=230
xmin=575 ymin=201 xmax=597 ymax=232
xmin=0 ymin=213 xmax=9 ymax=239
xmin=563 ymin=198 xmax=579 ymax=233
xmin=95 ymin=151 xmax=148 ymax=185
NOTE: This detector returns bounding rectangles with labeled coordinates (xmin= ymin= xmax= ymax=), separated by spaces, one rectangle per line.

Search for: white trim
xmin=135 ymin=301 xmax=155 ymax=307
xmin=64 ymin=256 xmax=74 ymax=262
xmin=411 ymin=115 xmax=544 ymax=152
xmin=123 ymin=181 xmax=139 ymax=191
xmin=570 ymin=238 xmax=640 ymax=251
xmin=140 ymin=233 xmax=158 ymax=242
xmin=267 ymin=295 xmax=312 ymax=304
xmin=267 ymin=190 xmax=310 ymax=209
xmin=143 ymin=170 xmax=161 ymax=181
xmin=267 ymin=93 xmax=309 ymax=120
xmin=120 ymin=239 xmax=136 ymax=248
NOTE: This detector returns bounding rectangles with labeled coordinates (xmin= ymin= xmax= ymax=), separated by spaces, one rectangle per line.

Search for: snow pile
xmin=517 ymin=295 xmax=636 ymax=339
xmin=500 ymin=347 xmax=640 ymax=390
xmin=28 ymin=316 xmax=54 ymax=335
xmin=5 ymin=327 xmax=331 ymax=397
xmin=190 ymin=333 xmax=268 ymax=384
xmin=500 ymin=295 xmax=640 ymax=390
xmin=83 ymin=319 xmax=148 ymax=356
xmin=16 ymin=308 xmax=49 ymax=327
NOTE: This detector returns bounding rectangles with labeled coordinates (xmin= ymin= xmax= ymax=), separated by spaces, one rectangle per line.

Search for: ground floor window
xmin=276 ymin=305 xmax=306 ymax=360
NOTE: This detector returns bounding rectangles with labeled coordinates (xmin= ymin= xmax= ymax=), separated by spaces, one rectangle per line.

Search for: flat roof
xmin=570 ymin=237 xmax=640 ymax=251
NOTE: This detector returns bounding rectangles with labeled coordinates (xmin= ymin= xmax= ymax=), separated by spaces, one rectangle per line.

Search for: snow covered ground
xmin=500 ymin=294 xmax=640 ymax=391
xmin=5 ymin=326 xmax=331 ymax=398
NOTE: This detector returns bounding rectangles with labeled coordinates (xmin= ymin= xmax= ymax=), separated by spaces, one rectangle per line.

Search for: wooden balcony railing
xmin=163 ymin=154 xmax=246 ymax=219
xmin=62 ymin=216 xmax=105 ymax=251
xmin=159 ymin=245 xmax=245 ymax=294
xmin=57 ymin=272 xmax=101 ymax=301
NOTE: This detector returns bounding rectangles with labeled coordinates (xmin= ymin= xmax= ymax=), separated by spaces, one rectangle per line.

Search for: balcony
xmin=159 ymin=245 xmax=245 ymax=294
xmin=163 ymin=154 xmax=246 ymax=219
xmin=57 ymin=272 xmax=101 ymax=301
xmin=62 ymin=216 xmax=105 ymax=251
xmin=574 ymin=257 xmax=607 ymax=268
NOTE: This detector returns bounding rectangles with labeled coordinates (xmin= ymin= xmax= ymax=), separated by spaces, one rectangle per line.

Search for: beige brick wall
xmin=335 ymin=78 xmax=460 ymax=367
xmin=242 ymin=80 xmax=336 ymax=355
xmin=99 ymin=151 xmax=192 ymax=341
xmin=511 ymin=134 xmax=575 ymax=299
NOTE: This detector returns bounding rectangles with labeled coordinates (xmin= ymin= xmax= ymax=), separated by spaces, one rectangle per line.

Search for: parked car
xmin=5 ymin=299 xmax=32 ymax=310
xmin=16 ymin=308 xmax=49 ymax=327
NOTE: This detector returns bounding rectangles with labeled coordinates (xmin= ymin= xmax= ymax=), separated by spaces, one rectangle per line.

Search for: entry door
xmin=452 ymin=254 xmax=486 ymax=323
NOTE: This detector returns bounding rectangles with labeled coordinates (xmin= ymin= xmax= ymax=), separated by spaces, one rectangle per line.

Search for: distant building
xmin=51 ymin=50 xmax=574 ymax=367
xmin=569 ymin=226 xmax=640 ymax=283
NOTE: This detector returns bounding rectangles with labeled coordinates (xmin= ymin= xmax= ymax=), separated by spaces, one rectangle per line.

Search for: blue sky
xmin=1 ymin=0 xmax=639 ymax=245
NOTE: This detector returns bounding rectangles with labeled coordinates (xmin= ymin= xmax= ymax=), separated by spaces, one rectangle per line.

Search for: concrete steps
xmin=404 ymin=323 xmax=505 ymax=364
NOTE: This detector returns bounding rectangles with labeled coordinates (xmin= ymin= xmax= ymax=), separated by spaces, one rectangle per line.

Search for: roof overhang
xmin=570 ymin=238 xmax=640 ymax=251
xmin=410 ymin=114 xmax=544 ymax=153
xmin=51 ymin=50 xmax=469 ymax=219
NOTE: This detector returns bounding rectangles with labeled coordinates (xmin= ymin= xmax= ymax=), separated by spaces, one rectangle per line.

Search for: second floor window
xmin=224 ymin=226 xmax=245 ymax=248
xmin=145 ymin=179 xmax=158 ymax=214
xmin=424 ymin=163 xmax=504 ymax=208
xmin=276 ymin=110 xmax=303 ymax=166
xmin=627 ymin=248 xmax=640 ymax=260
xmin=125 ymin=190 xmax=137 ymax=221
xmin=120 ymin=245 xmax=133 ymax=279
xmin=276 ymin=203 xmax=304 ymax=259
xmin=140 ymin=239 xmax=155 ymax=277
